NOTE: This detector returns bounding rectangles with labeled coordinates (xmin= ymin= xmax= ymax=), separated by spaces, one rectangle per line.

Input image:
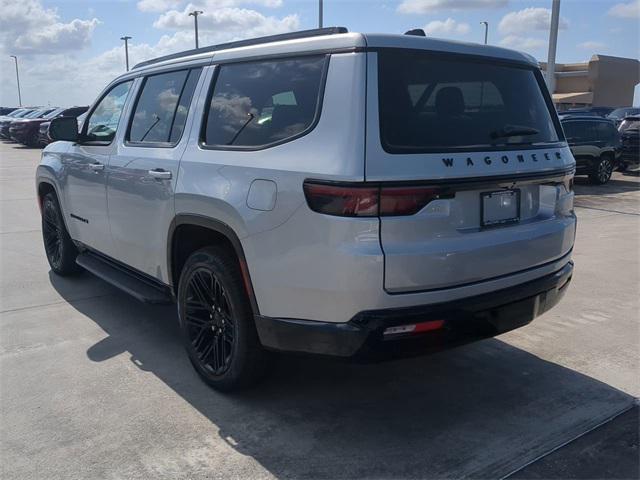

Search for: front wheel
xmin=41 ymin=192 xmax=81 ymax=276
xmin=177 ymin=246 xmax=271 ymax=391
xmin=589 ymin=156 xmax=613 ymax=184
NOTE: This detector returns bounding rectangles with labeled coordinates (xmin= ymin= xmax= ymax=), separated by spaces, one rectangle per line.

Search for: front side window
xmin=128 ymin=68 xmax=202 ymax=145
xmin=203 ymin=56 xmax=326 ymax=148
xmin=84 ymin=81 xmax=133 ymax=143
xmin=378 ymin=50 xmax=561 ymax=153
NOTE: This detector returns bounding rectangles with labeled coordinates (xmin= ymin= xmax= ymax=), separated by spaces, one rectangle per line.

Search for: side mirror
xmin=49 ymin=116 xmax=79 ymax=142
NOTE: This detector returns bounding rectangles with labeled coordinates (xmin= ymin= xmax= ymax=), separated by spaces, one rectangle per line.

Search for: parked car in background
xmin=0 ymin=107 xmax=34 ymax=122
xmin=561 ymin=106 xmax=615 ymax=118
xmin=560 ymin=115 xmax=620 ymax=184
xmin=37 ymin=107 xmax=89 ymax=147
xmin=12 ymin=106 xmax=88 ymax=147
xmin=0 ymin=108 xmax=56 ymax=139
xmin=618 ymin=116 xmax=639 ymax=171
xmin=0 ymin=107 xmax=19 ymax=116
xmin=39 ymin=28 xmax=576 ymax=390
xmin=607 ymin=107 xmax=640 ymax=127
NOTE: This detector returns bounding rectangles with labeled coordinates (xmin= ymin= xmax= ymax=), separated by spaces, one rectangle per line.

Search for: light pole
xmin=480 ymin=21 xmax=489 ymax=44
xmin=120 ymin=36 xmax=132 ymax=71
xmin=546 ymin=0 xmax=561 ymax=95
xmin=9 ymin=55 xmax=22 ymax=106
xmin=189 ymin=10 xmax=204 ymax=49
xmin=319 ymin=0 xmax=323 ymax=28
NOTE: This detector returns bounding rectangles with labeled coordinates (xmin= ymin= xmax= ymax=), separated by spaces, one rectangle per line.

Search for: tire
xmin=589 ymin=155 xmax=614 ymax=184
xmin=177 ymin=246 xmax=271 ymax=391
xmin=41 ymin=192 xmax=81 ymax=276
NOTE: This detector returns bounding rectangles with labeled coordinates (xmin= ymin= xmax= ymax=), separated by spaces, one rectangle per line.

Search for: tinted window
xmin=85 ymin=81 xmax=133 ymax=142
xmin=129 ymin=68 xmax=201 ymax=144
xmin=594 ymin=122 xmax=617 ymax=143
xmin=378 ymin=51 xmax=560 ymax=152
xmin=203 ymin=56 xmax=326 ymax=148
xmin=563 ymin=121 xmax=593 ymax=142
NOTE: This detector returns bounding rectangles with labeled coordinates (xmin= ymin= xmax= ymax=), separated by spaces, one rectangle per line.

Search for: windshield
xmin=378 ymin=50 xmax=561 ymax=153
xmin=608 ymin=107 xmax=640 ymax=120
xmin=24 ymin=109 xmax=51 ymax=119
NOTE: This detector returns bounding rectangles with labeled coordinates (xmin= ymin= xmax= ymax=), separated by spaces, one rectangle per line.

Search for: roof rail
xmin=132 ymin=26 xmax=349 ymax=70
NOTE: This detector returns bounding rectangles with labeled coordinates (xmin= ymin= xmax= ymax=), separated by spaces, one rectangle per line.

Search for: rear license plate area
xmin=481 ymin=189 xmax=520 ymax=227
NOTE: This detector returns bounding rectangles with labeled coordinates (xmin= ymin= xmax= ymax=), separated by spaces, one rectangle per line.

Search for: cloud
xmin=137 ymin=0 xmax=183 ymax=12
xmin=578 ymin=41 xmax=606 ymax=51
xmin=499 ymin=7 xmax=568 ymax=35
xmin=398 ymin=0 xmax=508 ymax=14
xmin=0 ymin=3 xmax=297 ymax=107
xmin=154 ymin=5 xmax=298 ymax=37
xmin=607 ymin=0 xmax=640 ymax=18
xmin=500 ymin=35 xmax=546 ymax=50
xmin=138 ymin=0 xmax=283 ymax=12
xmin=424 ymin=18 xmax=471 ymax=36
xmin=0 ymin=0 xmax=99 ymax=55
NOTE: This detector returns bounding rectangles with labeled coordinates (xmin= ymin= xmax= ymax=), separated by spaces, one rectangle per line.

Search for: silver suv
xmin=37 ymin=28 xmax=576 ymax=390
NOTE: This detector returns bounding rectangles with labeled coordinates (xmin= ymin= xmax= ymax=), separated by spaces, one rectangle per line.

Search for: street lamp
xmin=480 ymin=21 xmax=489 ymax=45
xmin=189 ymin=10 xmax=204 ymax=49
xmin=9 ymin=55 xmax=22 ymax=107
xmin=546 ymin=0 xmax=561 ymax=95
xmin=120 ymin=36 xmax=132 ymax=71
xmin=319 ymin=0 xmax=323 ymax=28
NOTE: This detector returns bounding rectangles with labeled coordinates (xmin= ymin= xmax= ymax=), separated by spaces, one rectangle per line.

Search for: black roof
xmin=133 ymin=27 xmax=349 ymax=70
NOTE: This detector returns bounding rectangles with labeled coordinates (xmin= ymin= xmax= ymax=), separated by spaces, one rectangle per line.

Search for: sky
xmin=0 ymin=0 xmax=638 ymax=107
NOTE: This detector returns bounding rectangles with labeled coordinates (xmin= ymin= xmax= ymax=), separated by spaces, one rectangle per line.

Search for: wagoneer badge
xmin=442 ymin=151 xmax=563 ymax=168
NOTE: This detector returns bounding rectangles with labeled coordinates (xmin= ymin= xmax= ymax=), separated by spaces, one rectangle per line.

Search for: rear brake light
xmin=303 ymin=183 xmax=378 ymax=217
xmin=303 ymin=181 xmax=445 ymax=217
xmin=379 ymin=186 xmax=442 ymax=216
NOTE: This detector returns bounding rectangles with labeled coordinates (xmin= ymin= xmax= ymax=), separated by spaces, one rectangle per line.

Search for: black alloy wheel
xmin=590 ymin=156 xmax=613 ymax=184
xmin=177 ymin=247 xmax=270 ymax=391
xmin=41 ymin=192 xmax=80 ymax=275
xmin=184 ymin=267 xmax=236 ymax=375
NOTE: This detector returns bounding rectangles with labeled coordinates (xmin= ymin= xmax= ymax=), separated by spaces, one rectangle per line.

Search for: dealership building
xmin=540 ymin=54 xmax=640 ymax=111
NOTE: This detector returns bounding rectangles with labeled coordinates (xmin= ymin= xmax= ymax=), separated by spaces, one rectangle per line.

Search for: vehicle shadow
xmin=574 ymin=174 xmax=640 ymax=197
xmin=50 ymin=274 xmax=635 ymax=479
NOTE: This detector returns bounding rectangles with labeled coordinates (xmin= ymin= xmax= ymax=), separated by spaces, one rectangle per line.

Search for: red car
xmin=10 ymin=106 xmax=87 ymax=147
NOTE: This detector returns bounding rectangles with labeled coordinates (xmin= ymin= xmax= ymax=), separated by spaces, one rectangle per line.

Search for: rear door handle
xmin=148 ymin=169 xmax=172 ymax=180
xmin=89 ymin=163 xmax=104 ymax=172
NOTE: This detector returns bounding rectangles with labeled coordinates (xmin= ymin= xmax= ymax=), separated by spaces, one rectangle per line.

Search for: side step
xmin=76 ymin=252 xmax=173 ymax=304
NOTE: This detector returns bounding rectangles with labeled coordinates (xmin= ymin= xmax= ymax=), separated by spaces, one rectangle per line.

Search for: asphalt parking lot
xmin=1 ymin=142 xmax=638 ymax=479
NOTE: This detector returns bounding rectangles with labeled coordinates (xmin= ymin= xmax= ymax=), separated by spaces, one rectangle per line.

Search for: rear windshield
xmin=378 ymin=50 xmax=561 ymax=153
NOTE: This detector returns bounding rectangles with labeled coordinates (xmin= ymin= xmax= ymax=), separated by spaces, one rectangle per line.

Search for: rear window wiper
xmin=490 ymin=125 xmax=540 ymax=139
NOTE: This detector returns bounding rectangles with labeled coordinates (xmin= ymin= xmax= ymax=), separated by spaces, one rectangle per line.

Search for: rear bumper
xmin=255 ymin=261 xmax=573 ymax=359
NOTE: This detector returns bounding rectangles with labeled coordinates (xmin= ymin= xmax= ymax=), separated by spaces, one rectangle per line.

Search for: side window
xmin=562 ymin=122 xmax=579 ymax=141
xmin=129 ymin=68 xmax=202 ymax=145
xmin=595 ymin=122 xmax=616 ymax=143
xmin=203 ymin=56 xmax=326 ymax=148
xmin=84 ymin=81 xmax=133 ymax=143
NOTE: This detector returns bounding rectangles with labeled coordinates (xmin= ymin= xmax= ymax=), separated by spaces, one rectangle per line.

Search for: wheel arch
xmin=167 ymin=215 xmax=260 ymax=315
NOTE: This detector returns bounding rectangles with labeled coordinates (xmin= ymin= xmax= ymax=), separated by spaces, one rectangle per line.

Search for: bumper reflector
xmin=383 ymin=320 xmax=445 ymax=336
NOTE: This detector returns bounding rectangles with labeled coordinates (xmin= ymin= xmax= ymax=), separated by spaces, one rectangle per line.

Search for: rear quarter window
xmin=202 ymin=55 xmax=327 ymax=149
xmin=378 ymin=50 xmax=562 ymax=153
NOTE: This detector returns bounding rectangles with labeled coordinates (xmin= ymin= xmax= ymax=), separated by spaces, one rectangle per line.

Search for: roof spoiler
xmin=132 ymin=26 xmax=349 ymax=70
xmin=404 ymin=29 xmax=426 ymax=36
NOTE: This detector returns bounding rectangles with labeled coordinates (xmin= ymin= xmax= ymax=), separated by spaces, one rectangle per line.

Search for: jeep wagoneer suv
xmin=37 ymin=28 xmax=576 ymax=390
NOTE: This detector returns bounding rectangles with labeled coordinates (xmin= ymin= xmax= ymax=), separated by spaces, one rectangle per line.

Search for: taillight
xmin=379 ymin=186 xmax=442 ymax=216
xmin=303 ymin=181 xmax=445 ymax=217
xmin=303 ymin=183 xmax=378 ymax=217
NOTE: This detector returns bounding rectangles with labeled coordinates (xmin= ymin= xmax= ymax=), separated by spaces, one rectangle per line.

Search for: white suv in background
xmin=37 ymin=28 xmax=576 ymax=390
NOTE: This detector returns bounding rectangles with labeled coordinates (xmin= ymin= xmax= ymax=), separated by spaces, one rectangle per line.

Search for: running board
xmin=76 ymin=252 xmax=173 ymax=304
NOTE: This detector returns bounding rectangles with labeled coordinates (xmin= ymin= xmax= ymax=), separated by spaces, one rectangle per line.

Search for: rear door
xmin=366 ymin=50 xmax=576 ymax=293
xmin=107 ymin=67 xmax=203 ymax=282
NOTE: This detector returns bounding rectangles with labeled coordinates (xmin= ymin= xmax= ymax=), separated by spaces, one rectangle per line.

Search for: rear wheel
xmin=41 ymin=192 xmax=81 ymax=276
xmin=589 ymin=155 xmax=613 ymax=184
xmin=177 ymin=246 xmax=270 ymax=391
